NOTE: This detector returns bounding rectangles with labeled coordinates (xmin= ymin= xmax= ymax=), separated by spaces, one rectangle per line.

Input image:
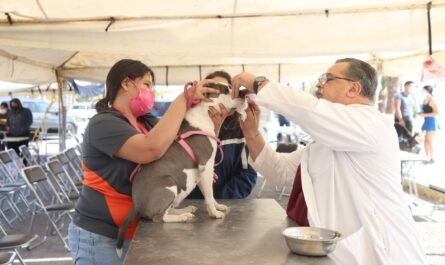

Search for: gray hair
xmin=335 ymin=58 xmax=378 ymax=102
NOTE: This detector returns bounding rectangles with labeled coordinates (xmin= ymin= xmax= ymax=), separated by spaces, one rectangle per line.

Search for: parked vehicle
xmin=0 ymin=97 xmax=78 ymax=138
xmin=69 ymin=102 xmax=96 ymax=123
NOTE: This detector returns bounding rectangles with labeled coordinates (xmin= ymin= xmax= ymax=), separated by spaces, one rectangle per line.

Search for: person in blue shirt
xmin=188 ymin=70 xmax=258 ymax=199
xmin=394 ymin=81 xmax=416 ymax=135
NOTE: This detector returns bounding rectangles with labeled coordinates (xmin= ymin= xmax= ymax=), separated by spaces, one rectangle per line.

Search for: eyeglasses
xmin=317 ymin=73 xmax=356 ymax=86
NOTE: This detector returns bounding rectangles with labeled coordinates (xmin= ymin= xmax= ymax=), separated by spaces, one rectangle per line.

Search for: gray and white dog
xmin=117 ymin=83 xmax=246 ymax=250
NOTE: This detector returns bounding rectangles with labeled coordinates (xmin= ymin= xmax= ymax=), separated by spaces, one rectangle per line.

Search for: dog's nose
xmin=238 ymin=89 xmax=247 ymax=98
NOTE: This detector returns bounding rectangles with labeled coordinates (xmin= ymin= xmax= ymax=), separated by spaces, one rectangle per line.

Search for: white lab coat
xmin=250 ymin=82 xmax=427 ymax=265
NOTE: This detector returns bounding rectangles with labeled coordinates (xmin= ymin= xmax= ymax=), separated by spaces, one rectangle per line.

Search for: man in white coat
xmin=232 ymin=58 xmax=426 ymax=265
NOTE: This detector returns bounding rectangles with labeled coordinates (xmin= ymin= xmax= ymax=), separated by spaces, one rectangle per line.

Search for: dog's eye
xmin=205 ymin=92 xmax=220 ymax=98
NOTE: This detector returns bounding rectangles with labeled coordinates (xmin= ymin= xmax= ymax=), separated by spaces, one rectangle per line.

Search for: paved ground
xmin=3 ymin=131 xmax=444 ymax=265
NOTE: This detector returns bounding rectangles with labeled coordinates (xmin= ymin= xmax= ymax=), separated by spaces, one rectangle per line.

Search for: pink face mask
xmin=128 ymin=82 xmax=155 ymax=117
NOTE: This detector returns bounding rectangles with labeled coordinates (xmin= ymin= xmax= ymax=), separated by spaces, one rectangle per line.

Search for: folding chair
xmin=275 ymin=143 xmax=298 ymax=153
xmin=74 ymin=136 xmax=83 ymax=156
xmin=0 ymin=224 xmax=38 ymax=265
xmin=74 ymin=135 xmax=82 ymax=145
xmin=63 ymin=148 xmax=83 ymax=180
xmin=0 ymin=192 xmax=24 ymax=229
xmin=257 ymin=143 xmax=298 ymax=200
xmin=54 ymin=153 xmax=82 ymax=184
xmin=46 ymin=160 xmax=80 ymax=201
xmin=75 ymin=143 xmax=83 ymax=156
xmin=0 ymin=151 xmax=33 ymax=219
xmin=21 ymin=165 xmax=74 ymax=251
xmin=6 ymin=150 xmax=24 ymax=171
xmin=0 ymin=151 xmax=23 ymax=185
xmin=18 ymin=146 xmax=39 ymax=167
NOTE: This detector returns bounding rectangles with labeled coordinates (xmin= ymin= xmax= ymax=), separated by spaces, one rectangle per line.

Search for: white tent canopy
xmin=1 ymin=0 xmax=445 ymax=89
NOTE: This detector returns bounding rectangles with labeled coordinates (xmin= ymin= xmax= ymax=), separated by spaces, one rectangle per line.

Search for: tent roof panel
xmin=0 ymin=0 xmax=445 ymax=87
xmin=1 ymin=1 xmax=436 ymax=19
xmin=0 ymin=45 xmax=75 ymax=66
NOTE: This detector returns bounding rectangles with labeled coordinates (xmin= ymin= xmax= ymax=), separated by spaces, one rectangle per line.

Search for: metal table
xmin=124 ymin=199 xmax=335 ymax=265
xmin=0 ymin=136 xmax=30 ymax=150
xmin=1 ymin=136 xmax=29 ymax=143
xmin=400 ymin=150 xmax=428 ymax=177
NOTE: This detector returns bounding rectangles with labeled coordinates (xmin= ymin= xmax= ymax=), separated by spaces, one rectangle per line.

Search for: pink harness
xmin=176 ymin=130 xmax=224 ymax=167
xmin=179 ymin=82 xmax=224 ymax=180
xmin=112 ymin=105 xmax=149 ymax=183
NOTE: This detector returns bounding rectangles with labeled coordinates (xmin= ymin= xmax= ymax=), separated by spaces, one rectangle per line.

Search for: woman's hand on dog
xmin=193 ymin=79 xmax=220 ymax=103
xmin=209 ymin=104 xmax=235 ymax=136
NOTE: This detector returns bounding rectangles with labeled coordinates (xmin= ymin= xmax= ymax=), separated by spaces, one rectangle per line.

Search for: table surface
xmin=124 ymin=199 xmax=335 ymax=265
xmin=400 ymin=150 xmax=428 ymax=162
xmin=0 ymin=136 xmax=30 ymax=142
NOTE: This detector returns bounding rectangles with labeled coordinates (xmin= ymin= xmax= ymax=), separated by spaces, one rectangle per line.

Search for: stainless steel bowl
xmin=282 ymin=227 xmax=342 ymax=256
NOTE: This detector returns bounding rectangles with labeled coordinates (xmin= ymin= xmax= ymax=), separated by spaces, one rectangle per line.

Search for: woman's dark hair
xmin=205 ymin=71 xmax=232 ymax=85
xmin=0 ymin=102 xmax=8 ymax=109
xmin=9 ymin=98 xmax=23 ymax=112
xmin=423 ymin=85 xmax=433 ymax=95
xmin=96 ymin=59 xmax=155 ymax=112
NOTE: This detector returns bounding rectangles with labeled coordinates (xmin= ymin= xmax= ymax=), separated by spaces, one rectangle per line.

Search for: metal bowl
xmin=282 ymin=227 xmax=342 ymax=256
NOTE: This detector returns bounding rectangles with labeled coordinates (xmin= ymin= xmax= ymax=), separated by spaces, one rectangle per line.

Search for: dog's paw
xmin=182 ymin=212 xmax=195 ymax=222
xmin=209 ymin=210 xmax=225 ymax=219
xmin=163 ymin=212 xmax=195 ymax=222
xmin=185 ymin=205 xmax=198 ymax=213
xmin=214 ymin=203 xmax=229 ymax=212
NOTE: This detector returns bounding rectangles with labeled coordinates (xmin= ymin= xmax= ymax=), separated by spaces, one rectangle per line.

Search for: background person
xmin=68 ymin=59 xmax=218 ymax=265
xmin=6 ymin=98 xmax=33 ymax=155
xmin=276 ymin=113 xmax=291 ymax=142
xmin=394 ymin=81 xmax=416 ymax=135
xmin=419 ymin=85 xmax=440 ymax=163
xmin=0 ymin=102 xmax=9 ymax=131
xmin=232 ymin=58 xmax=426 ymax=265
xmin=0 ymin=102 xmax=9 ymax=149
xmin=188 ymin=70 xmax=257 ymax=199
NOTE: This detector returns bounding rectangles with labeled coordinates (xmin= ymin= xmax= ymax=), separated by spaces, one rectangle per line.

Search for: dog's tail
xmin=116 ymin=208 xmax=139 ymax=254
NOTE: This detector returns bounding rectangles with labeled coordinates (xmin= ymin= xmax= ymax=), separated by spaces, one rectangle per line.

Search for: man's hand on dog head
xmin=231 ymin=73 xmax=256 ymax=98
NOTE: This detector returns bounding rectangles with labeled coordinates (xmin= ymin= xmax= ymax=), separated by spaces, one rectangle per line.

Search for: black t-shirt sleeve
xmin=87 ymin=113 xmax=139 ymax=158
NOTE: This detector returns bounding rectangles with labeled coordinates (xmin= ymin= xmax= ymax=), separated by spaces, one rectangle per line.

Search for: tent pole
xmin=427 ymin=1 xmax=433 ymax=55
xmin=166 ymin=66 xmax=169 ymax=87
xmin=55 ymin=70 xmax=66 ymax=152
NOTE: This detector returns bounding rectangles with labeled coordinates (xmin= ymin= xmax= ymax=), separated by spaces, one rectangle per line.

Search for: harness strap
xmin=176 ymin=130 xmax=224 ymax=168
xmin=183 ymin=81 xmax=200 ymax=110
xmin=112 ymin=105 xmax=148 ymax=182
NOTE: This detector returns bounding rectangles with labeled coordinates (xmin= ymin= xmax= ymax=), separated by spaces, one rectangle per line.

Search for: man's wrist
xmin=252 ymin=76 xmax=268 ymax=94
xmin=245 ymin=131 xmax=261 ymax=141
xmin=258 ymin=80 xmax=270 ymax=91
